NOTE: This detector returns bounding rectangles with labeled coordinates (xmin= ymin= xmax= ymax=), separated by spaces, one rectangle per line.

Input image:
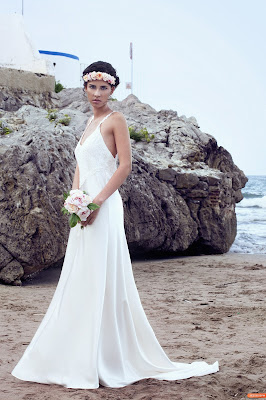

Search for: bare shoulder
xmin=111 ymin=111 xmax=127 ymax=124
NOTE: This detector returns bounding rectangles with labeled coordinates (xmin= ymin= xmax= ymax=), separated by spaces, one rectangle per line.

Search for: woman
xmin=11 ymin=61 xmax=219 ymax=389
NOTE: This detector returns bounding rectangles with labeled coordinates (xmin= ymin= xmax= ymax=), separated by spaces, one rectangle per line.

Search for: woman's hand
xmin=80 ymin=208 xmax=100 ymax=227
xmin=79 ymin=198 xmax=103 ymax=227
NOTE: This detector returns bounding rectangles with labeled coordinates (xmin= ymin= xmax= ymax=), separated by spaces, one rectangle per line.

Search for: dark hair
xmin=82 ymin=61 xmax=120 ymax=90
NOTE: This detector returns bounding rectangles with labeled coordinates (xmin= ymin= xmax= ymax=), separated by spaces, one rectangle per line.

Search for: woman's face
xmin=85 ymin=79 xmax=115 ymax=108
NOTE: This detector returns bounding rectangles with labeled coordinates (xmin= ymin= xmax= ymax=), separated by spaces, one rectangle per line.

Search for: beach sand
xmin=1 ymin=253 xmax=265 ymax=400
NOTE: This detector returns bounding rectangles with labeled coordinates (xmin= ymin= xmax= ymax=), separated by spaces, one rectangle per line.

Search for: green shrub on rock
xmin=129 ymin=126 xmax=155 ymax=142
xmin=46 ymin=109 xmax=58 ymax=122
xmin=46 ymin=109 xmax=71 ymax=126
xmin=0 ymin=120 xmax=12 ymax=135
xmin=58 ymin=114 xmax=71 ymax=126
xmin=55 ymin=80 xmax=65 ymax=93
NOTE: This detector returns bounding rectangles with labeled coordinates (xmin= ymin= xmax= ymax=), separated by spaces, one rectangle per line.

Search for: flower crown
xmin=83 ymin=71 xmax=116 ymax=85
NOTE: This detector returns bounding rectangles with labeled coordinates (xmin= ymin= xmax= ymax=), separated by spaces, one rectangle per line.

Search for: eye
xmin=101 ymin=86 xmax=108 ymax=90
xmin=88 ymin=84 xmax=96 ymax=89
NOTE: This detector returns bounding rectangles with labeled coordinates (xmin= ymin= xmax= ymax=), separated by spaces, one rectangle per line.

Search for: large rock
xmin=0 ymin=86 xmax=59 ymax=112
xmin=0 ymin=89 xmax=247 ymax=285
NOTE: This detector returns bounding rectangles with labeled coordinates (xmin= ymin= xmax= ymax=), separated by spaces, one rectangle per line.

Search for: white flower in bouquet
xmin=61 ymin=189 xmax=100 ymax=228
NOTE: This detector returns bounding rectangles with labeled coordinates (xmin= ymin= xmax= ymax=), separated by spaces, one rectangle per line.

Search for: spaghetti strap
xmin=85 ymin=115 xmax=94 ymax=129
xmin=98 ymin=111 xmax=116 ymax=126
xmin=80 ymin=115 xmax=94 ymax=144
xmin=79 ymin=112 xmax=116 ymax=147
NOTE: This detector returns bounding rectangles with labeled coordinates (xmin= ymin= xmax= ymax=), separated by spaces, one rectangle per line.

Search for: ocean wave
xmin=243 ymin=192 xmax=264 ymax=199
xmin=232 ymin=176 xmax=266 ymax=254
xmin=238 ymin=195 xmax=266 ymax=209
xmin=230 ymin=232 xmax=266 ymax=254
xmin=237 ymin=217 xmax=266 ymax=224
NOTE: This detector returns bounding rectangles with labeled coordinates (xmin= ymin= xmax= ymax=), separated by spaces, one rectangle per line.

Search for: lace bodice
xmin=75 ymin=111 xmax=118 ymax=187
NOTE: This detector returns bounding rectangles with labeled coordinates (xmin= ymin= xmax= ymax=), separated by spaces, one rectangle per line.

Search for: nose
xmin=95 ymin=87 xmax=101 ymax=97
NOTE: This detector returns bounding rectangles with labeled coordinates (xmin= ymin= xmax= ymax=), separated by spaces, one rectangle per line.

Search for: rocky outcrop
xmin=0 ymin=89 xmax=247 ymax=285
xmin=0 ymin=86 xmax=59 ymax=112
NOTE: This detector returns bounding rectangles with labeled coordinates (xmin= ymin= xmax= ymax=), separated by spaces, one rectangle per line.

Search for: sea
xmin=230 ymin=175 xmax=266 ymax=254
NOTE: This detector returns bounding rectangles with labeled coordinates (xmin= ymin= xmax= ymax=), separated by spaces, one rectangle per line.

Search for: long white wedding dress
xmin=11 ymin=111 xmax=219 ymax=389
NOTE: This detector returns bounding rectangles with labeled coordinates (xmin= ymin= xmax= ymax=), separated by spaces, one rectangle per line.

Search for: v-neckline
xmin=79 ymin=116 xmax=96 ymax=147
xmin=79 ymin=112 xmax=113 ymax=147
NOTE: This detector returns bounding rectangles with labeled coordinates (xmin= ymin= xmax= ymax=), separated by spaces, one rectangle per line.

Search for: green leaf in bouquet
xmin=88 ymin=202 xmax=100 ymax=210
xmin=69 ymin=213 xmax=80 ymax=228
xmin=63 ymin=191 xmax=70 ymax=201
xmin=61 ymin=206 xmax=69 ymax=215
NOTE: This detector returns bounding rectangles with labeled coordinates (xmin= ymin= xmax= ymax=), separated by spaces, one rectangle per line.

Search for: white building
xmin=0 ymin=13 xmax=54 ymax=75
xmin=0 ymin=13 xmax=81 ymax=88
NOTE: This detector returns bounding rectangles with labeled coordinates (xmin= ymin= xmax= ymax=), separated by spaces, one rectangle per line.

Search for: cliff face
xmin=0 ymin=85 xmax=57 ymax=111
xmin=0 ymin=89 xmax=247 ymax=285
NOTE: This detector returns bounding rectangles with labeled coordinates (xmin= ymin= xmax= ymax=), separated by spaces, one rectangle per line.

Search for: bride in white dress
xmin=11 ymin=61 xmax=219 ymax=389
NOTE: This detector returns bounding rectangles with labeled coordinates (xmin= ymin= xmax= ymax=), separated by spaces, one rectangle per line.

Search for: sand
xmin=1 ymin=253 xmax=266 ymax=400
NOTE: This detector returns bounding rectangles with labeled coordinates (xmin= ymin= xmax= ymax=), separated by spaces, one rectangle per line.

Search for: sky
xmin=1 ymin=0 xmax=266 ymax=175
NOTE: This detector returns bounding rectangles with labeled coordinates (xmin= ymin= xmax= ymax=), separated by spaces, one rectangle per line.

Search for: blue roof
xmin=39 ymin=50 xmax=79 ymax=60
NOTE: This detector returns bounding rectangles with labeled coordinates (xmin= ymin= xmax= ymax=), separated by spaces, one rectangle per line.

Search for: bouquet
xmin=61 ymin=189 xmax=100 ymax=229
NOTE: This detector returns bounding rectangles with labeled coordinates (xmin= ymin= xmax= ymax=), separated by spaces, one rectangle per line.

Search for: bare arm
xmin=93 ymin=112 xmax=132 ymax=205
xmin=72 ymin=163 xmax=80 ymax=190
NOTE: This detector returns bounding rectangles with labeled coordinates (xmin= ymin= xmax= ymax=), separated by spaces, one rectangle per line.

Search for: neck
xmin=92 ymin=105 xmax=112 ymax=119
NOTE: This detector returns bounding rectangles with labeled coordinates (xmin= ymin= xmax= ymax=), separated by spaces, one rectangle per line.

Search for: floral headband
xmin=83 ymin=71 xmax=116 ymax=85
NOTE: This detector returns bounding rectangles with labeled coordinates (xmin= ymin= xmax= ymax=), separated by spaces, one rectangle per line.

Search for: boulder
xmin=0 ymin=90 xmax=247 ymax=285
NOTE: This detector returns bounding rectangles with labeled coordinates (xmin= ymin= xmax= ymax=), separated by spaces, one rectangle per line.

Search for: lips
xmin=92 ymin=99 xmax=101 ymax=103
